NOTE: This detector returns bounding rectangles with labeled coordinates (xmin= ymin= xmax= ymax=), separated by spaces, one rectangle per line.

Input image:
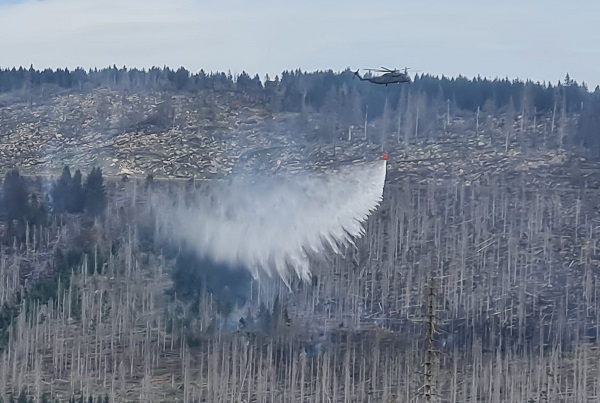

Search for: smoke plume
xmin=154 ymin=159 xmax=387 ymax=285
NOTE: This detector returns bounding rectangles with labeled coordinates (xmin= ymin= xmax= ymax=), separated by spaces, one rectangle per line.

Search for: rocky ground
xmin=0 ymin=88 xmax=596 ymax=187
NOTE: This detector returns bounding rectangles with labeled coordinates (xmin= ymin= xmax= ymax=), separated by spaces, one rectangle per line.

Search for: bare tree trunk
xmin=364 ymin=105 xmax=368 ymax=141
xmin=551 ymin=98 xmax=557 ymax=134
xmin=414 ymin=99 xmax=420 ymax=141
xmin=558 ymin=92 xmax=567 ymax=150
xmin=397 ymin=107 xmax=403 ymax=144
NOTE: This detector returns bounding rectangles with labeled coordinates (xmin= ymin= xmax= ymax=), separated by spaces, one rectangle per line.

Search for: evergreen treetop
xmin=83 ymin=167 xmax=107 ymax=217
xmin=1 ymin=170 xmax=29 ymax=223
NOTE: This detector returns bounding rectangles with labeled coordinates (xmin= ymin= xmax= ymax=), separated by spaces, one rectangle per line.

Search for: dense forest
xmin=0 ymin=65 xmax=596 ymax=119
xmin=3 ymin=161 xmax=600 ymax=401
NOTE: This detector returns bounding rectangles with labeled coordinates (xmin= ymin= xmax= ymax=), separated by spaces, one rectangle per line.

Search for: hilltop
xmin=0 ymin=68 xmax=600 ymax=401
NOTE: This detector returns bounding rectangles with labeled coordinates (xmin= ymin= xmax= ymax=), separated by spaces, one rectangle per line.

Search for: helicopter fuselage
xmin=366 ymin=74 xmax=411 ymax=85
xmin=354 ymin=70 xmax=411 ymax=85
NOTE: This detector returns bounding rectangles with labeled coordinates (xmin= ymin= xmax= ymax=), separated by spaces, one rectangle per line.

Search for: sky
xmin=0 ymin=0 xmax=598 ymax=87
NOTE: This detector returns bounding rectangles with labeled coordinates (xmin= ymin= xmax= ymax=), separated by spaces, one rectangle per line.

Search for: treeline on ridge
xmin=0 ymin=65 xmax=596 ymax=119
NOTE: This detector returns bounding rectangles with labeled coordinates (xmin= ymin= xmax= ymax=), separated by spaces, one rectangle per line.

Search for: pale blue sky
xmin=0 ymin=0 xmax=598 ymax=87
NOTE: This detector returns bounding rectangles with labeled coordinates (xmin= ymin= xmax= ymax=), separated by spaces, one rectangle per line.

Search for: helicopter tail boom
xmin=353 ymin=70 xmax=365 ymax=81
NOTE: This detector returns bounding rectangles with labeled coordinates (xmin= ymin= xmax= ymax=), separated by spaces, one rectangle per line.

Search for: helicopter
xmin=353 ymin=67 xmax=413 ymax=86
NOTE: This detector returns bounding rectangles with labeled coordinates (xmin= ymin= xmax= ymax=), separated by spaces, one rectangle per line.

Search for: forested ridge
xmin=0 ymin=65 xmax=595 ymax=117
xmin=0 ymin=65 xmax=600 ymax=401
xmin=2 ymin=65 xmax=600 ymax=175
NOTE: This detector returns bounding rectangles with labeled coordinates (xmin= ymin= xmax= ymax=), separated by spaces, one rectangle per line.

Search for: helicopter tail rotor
xmin=403 ymin=67 xmax=422 ymax=74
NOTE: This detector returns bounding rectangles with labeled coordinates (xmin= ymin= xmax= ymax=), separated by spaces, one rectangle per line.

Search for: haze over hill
xmin=0 ymin=65 xmax=599 ymax=401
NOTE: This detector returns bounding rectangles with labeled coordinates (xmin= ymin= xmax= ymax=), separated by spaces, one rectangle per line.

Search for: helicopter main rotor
xmin=363 ymin=66 xmax=417 ymax=74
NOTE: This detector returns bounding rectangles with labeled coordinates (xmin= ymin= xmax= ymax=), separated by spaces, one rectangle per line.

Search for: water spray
xmin=155 ymin=154 xmax=388 ymax=286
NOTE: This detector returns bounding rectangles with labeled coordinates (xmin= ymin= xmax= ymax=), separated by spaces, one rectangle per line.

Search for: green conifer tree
xmin=27 ymin=193 xmax=48 ymax=227
xmin=67 ymin=169 xmax=85 ymax=213
xmin=83 ymin=167 xmax=107 ymax=217
xmin=16 ymin=390 xmax=27 ymax=403
xmin=50 ymin=166 xmax=72 ymax=214
xmin=1 ymin=169 xmax=29 ymax=223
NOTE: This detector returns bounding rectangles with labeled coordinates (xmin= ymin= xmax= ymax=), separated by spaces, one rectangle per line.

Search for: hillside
xmin=1 ymin=75 xmax=600 ymax=402
xmin=0 ymin=83 xmax=593 ymax=186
